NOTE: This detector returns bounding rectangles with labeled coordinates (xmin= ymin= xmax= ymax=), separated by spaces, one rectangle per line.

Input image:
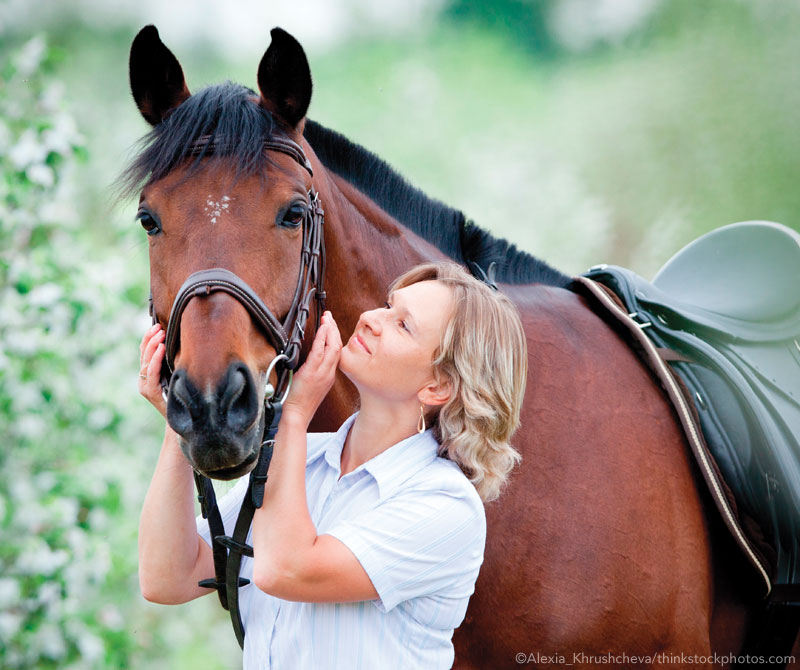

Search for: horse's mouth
xmin=201 ymin=448 xmax=259 ymax=480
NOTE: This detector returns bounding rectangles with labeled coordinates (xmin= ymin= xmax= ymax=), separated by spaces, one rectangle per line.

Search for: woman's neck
xmin=340 ymin=395 xmax=419 ymax=478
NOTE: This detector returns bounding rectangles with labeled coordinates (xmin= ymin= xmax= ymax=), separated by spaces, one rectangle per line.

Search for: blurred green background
xmin=1 ymin=0 xmax=798 ymax=667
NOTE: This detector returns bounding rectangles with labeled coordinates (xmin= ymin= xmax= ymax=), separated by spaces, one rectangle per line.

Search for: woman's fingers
xmin=309 ymin=322 xmax=328 ymax=363
xmin=142 ymin=328 xmax=165 ymax=366
xmin=321 ymin=313 xmax=341 ymax=371
xmin=138 ymin=325 xmax=167 ymax=417
xmin=147 ymin=342 xmax=165 ymax=380
xmin=140 ymin=322 xmax=161 ymax=358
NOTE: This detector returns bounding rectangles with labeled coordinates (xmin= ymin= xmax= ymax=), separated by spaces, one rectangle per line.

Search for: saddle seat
xmin=575 ymin=221 xmax=800 ymax=600
xmin=651 ymin=220 xmax=800 ymax=341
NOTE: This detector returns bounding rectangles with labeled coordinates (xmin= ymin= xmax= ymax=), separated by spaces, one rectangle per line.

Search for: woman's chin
xmin=338 ymin=349 xmax=362 ymax=386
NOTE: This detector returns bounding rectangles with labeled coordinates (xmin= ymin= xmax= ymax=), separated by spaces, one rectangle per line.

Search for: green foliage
xmin=0 ymin=36 xmax=151 ymax=669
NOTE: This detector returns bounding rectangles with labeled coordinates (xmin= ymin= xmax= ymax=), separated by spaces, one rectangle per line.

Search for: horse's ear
xmin=129 ymin=25 xmax=191 ymax=126
xmin=257 ymin=28 xmax=312 ymax=129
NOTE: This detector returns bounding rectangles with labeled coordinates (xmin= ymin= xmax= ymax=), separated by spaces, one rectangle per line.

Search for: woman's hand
xmin=139 ymin=323 xmax=167 ymax=418
xmin=283 ymin=311 xmax=342 ymax=427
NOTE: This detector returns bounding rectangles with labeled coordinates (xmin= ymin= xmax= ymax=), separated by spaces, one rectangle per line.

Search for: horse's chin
xmin=200 ymin=447 xmax=260 ymax=480
xmin=179 ymin=432 xmax=262 ymax=481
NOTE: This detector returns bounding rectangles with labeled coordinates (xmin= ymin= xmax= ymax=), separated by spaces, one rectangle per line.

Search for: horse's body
xmin=125 ymin=25 xmax=797 ymax=668
xmin=300 ymin=173 xmax=759 ymax=667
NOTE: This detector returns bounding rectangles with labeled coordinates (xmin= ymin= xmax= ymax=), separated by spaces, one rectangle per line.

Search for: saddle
xmin=569 ymin=221 xmax=800 ymax=605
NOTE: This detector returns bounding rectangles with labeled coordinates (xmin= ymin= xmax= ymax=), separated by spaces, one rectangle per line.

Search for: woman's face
xmin=339 ymin=280 xmax=454 ymax=403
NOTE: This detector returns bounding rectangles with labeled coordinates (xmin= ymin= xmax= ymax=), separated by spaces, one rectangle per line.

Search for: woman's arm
xmin=138 ymin=426 xmax=215 ymax=604
xmin=136 ymin=324 xmax=214 ymax=604
xmin=250 ymin=312 xmax=378 ymax=603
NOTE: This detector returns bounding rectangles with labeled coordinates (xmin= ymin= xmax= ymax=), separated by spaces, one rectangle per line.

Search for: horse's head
xmin=127 ymin=26 xmax=319 ymax=479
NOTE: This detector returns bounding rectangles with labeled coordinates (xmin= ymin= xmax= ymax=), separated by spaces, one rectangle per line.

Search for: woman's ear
xmin=418 ymin=379 xmax=452 ymax=408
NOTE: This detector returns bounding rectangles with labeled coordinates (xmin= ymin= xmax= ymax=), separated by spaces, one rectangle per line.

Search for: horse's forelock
xmin=118 ymin=81 xmax=279 ymax=199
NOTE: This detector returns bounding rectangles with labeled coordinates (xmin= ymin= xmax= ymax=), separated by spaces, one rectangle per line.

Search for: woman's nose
xmin=361 ymin=308 xmax=383 ymax=334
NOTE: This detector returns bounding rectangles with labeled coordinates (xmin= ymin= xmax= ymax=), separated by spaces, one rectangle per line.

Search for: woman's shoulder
xmin=408 ymin=453 xmax=486 ymax=522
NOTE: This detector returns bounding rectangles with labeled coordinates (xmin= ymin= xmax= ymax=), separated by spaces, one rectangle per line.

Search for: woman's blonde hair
xmin=389 ymin=261 xmax=527 ymax=503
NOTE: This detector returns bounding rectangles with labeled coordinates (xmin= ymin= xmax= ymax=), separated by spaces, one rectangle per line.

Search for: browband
xmin=188 ymin=134 xmax=314 ymax=176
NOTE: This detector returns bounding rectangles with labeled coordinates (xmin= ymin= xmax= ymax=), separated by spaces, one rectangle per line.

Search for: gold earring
xmin=417 ymin=404 xmax=426 ymax=434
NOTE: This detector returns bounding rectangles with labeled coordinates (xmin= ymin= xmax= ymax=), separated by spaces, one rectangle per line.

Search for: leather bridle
xmin=150 ymin=133 xmax=326 ymax=406
xmin=147 ymin=133 xmax=325 ymax=649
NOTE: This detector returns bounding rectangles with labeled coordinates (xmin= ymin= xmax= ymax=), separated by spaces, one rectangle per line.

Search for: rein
xmin=147 ymin=133 xmax=325 ymax=649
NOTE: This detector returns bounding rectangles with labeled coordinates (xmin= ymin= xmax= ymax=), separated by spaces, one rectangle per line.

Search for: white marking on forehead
xmin=203 ymin=193 xmax=233 ymax=225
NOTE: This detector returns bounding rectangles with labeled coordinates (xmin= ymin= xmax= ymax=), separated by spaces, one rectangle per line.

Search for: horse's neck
xmin=319 ymin=169 xmax=448 ymax=313
xmin=306 ymin=167 xmax=449 ymax=432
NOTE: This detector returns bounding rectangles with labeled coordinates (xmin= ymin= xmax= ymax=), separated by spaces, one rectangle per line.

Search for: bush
xmin=0 ymin=36 xmax=157 ymax=669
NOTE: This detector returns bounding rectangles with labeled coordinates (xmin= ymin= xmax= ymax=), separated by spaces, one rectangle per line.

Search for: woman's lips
xmin=355 ymin=334 xmax=371 ymax=354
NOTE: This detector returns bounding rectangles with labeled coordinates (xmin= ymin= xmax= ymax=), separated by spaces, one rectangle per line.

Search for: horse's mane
xmin=119 ymin=81 xmax=571 ymax=287
xmin=304 ymin=120 xmax=571 ymax=287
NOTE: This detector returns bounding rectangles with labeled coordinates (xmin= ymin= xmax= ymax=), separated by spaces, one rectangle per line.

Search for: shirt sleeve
xmin=196 ymin=475 xmax=249 ymax=547
xmin=324 ymin=473 xmax=486 ymax=614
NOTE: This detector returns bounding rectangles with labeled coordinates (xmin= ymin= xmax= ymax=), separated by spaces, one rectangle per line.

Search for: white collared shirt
xmin=196 ymin=412 xmax=486 ymax=670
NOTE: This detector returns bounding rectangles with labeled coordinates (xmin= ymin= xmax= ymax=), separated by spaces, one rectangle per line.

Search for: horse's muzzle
xmin=166 ymin=362 xmax=262 ymax=478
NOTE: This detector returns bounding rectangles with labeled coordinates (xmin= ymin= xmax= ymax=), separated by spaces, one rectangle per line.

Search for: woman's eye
xmin=400 ymin=320 xmax=409 ymax=332
xmin=281 ymin=204 xmax=306 ymax=228
xmin=137 ymin=211 xmax=160 ymax=236
xmin=384 ymin=302 xmax=391 ymax=309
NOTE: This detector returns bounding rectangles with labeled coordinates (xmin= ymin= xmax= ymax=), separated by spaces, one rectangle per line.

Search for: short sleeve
xmin=324 ymin=476 xmax=486 ymax=614
xmin=195 ymin=476 xmax=249 ymax=547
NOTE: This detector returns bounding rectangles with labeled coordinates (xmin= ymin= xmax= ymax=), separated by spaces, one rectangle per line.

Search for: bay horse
xmin=124 ymin=25 xmax=798 ymax=668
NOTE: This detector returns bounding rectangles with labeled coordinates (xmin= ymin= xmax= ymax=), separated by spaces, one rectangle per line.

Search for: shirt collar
xmin=320 ymin=412 xmax=440 ymax=502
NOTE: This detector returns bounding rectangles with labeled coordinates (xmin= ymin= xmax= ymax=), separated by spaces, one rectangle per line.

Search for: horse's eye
xmin=281 ymin=204 xmax=306 ymax=228
xmin=137 ymin=211 xmax=161 ymax=236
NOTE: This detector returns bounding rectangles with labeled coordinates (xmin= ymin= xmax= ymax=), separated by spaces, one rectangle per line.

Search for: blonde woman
xmin=138 ymin=261 xmax=527 ymax=670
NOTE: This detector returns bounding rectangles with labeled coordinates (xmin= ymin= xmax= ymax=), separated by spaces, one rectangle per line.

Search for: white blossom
xmin=0 ymin=612 xmax=23 ymax=640
xmin=15 ymin=541 xmax=68 ymax=576
xmin=9 ymin=129 xmax=47 ymax=170
xmin=0 ymin=579 xmax=21 ymax=609
xmin=35 ymin=622 xmax=67 ymax=660
xmin=14 ymin=35 xmax=46 ymax=77
xmin=26 ymin=164 xmax=55 ymax=188
xmin=98 ymin=605 xmax=123 ymax=631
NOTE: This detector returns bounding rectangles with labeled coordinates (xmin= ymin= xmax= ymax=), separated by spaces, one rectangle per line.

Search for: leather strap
xmin=164 ymin=268 xmax=289 ymax=372
xmin=147 ymin=133 xmax=325 ymax=650
xmin=189 ymin=134 xmax=314 ymax=177
xmin=150 ymin=133 xmax=326 ymax=410
xmin=195 ymin=473 xmax=236 ymax=610
xmin=199 ymin=400 xmax=280 ymax=649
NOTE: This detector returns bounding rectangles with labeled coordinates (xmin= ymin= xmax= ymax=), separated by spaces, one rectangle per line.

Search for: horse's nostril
xmin=222 ymin=364 xmax=258 ymax=434
xmin=167 ymin=370 xmax=194 ymax=436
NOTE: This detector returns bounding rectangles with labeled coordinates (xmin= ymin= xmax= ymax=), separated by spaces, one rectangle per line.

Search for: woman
xmin=138 ymin=261 xmax=527 ymax=669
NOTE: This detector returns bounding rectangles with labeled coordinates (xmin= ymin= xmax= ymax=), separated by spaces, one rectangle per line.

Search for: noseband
xmin=147 ymin=133 xmax=326 ymax=648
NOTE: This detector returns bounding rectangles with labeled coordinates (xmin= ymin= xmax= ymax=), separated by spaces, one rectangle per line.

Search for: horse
xmin=123 ymin=25 xmax=798 ymax=668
